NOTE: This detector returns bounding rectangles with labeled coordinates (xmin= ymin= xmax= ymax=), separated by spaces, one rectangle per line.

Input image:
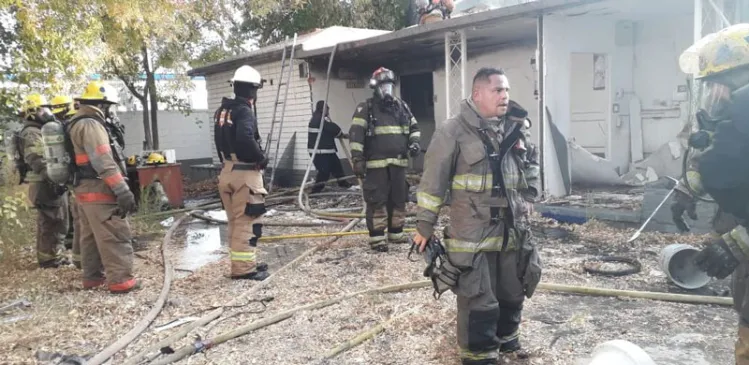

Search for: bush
xmin=0 ymin=166 xmax=35 ymax=264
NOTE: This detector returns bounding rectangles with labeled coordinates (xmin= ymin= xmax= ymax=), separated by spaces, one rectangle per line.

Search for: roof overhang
xmin=297 ymin=0 xmax=606 ymax=66
xmin=187 ymin=43 xmax=305 ymax=77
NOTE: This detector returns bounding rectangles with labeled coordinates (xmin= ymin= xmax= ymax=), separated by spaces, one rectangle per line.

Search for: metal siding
xmin=206 ymin=61 xmax=312 ymax=169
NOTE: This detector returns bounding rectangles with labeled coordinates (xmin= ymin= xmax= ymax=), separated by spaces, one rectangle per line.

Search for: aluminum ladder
xmin=264 ymin=33 xmax=298 ymax=193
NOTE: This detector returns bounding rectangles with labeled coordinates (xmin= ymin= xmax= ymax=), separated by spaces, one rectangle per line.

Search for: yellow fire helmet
xmin=679 ymin=23 xmax=749 ymax=80
xmin=22 ymin=93 xmax=48 ymax=113
xmin=146 ymin=152 xmax=166 ymax=165
xmin=50 ymin=95 xmax=76 ymax=116
xmin=75 ymin=80 xmax=119 ymax=104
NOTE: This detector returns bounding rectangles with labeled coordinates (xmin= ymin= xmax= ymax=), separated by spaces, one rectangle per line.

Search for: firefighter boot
xmin=231 ymin=269 xmax=270 ymax=281
xmin=387 ymin=231 xmax=409 ymax=244
xmin=109 ymin=279 xmax=142 ymax=294
xmin=499 ymin=339 xmax=530 ymax=359
xmin=39 ymin=256 xmax=71 ymax=269
xmin=369 ymin=234 xmax=388 ymax=252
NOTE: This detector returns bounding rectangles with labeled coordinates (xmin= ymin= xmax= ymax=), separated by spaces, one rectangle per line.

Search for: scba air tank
xmin=41 ymin=120 xmax=71 ymax=185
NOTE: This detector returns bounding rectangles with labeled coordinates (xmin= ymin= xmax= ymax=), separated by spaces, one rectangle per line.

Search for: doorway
xmin=569 ymin=52 xmax=610 ymax=158
xmin=399 ymin=72 xmax=434 ymax=172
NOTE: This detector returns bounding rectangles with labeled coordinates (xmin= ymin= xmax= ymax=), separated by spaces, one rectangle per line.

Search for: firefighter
xmin=214 ymin=65 xmax=270 ymax=281
xmin=413 ymin=68 xmax=542 ymax=364
xmin=48 ymin=95 xmax=80 ymax=268
xmin=676 ymin=23 xmax=749 ymax=365
xmin=416 ymin=0 xmax=454 ymax=24
xmin=70 ymin=81 xmax=139 ymax=293
xmin=349 ymin=67 xmax=421 ymax=252
xmin=308 ymin=100 xmax=353 ymax=193
xmin=19 ymin=93 xmax=70 ymax=268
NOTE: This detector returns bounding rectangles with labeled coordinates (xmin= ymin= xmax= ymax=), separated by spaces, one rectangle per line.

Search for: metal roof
xmin=296 ymin=0 xmax=605 ymax=62
xmin=187 ymin=27 xmax=390 ymax=76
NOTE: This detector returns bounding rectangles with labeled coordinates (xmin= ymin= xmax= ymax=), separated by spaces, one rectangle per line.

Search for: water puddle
xmin=172 ymin=211 xmax=228 ymax=277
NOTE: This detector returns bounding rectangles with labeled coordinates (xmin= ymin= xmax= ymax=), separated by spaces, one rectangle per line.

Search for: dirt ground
xmin=0 ymin=192 xmax=740 ymax=365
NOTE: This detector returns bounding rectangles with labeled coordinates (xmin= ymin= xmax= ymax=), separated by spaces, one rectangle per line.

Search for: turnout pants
xmin=218 ymin=160 xmax=267 ymax=277
xmin=77 ymin=201 xmax=136 ymax=291
xmin=457 ymin=250 xmax=525 ymax=364
xmin=69 ymin=194 xmax=82 ymax=268
xmin=362 ymin=165 xmax=408 ymax=248
xmin=311 ymin=153 xmax=349 ymax=193
xmin=712 ymin=211 xmax=749 ymax=365
xmin=28 ymin=182 xmax=65 ymax=265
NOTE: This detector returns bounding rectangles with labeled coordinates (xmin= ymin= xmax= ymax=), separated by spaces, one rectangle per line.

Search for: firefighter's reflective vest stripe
xmin=444 ymin=234 xmax=518 ymax=253
xmin=78 ymin=143 xmax=129 ymax=196
xmin=365 ymin=158 xmax=409 ymax=169
xmin=350 ymin=142 xmax=364 ymax=152
xmin=76 ymin=192 xmax=117 ymax=203
xmin=230 ymin=250 xmax=257 ymax=262
xmin=409 ymin=117 xmax=420 ymax=142
xmin=417 ymin=192 xmax=443 ymax=214
xmin=451 ymin=173 xmax=493 ymax=191
xmin=351 ymin=117 xmax=367 ymax=127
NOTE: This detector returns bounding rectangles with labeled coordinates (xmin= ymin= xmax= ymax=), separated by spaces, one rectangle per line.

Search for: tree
xmin=236 ymin=0 xmax=411 ymax=47
xmin=1 ymin=0 xmax=243 ymax=149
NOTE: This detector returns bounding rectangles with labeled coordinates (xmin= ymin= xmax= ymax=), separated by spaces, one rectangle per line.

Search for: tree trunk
xmin=141 ymin=97 xmax=152 ymax=150
xmin=142 ymin=45 xmax=159 ymax=150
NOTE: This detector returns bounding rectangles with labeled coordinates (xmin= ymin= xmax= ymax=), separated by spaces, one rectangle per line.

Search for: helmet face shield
xmin=698 ymin=80 xmax=733 ymax=122
xmin=370 ymin=67 xmax=397 ymax=100
xmin=376 ymin=82 xmax=394 ymax=99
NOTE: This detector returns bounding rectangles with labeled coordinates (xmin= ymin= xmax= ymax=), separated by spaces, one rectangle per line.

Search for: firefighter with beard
xmin=19 ymin=93 xmax=70 ymax=268
xmin=69 ymin=81 xmax=139 ymax=293
xmin=413 ymin=68 xmax=542 ymax=364
xmin=349 ymin=67 xmax=421 ymax=252
xmin=48 ymin=95 xmax=80 ymax=269
xmin=677 ymin=23 xmax=749 ymax=365
xmin=214 ymin=65 xmax=270 ymax=281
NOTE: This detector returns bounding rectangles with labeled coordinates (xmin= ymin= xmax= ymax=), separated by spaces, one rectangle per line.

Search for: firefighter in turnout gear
xmin=69 ymin=81 xmax=139 ymax=293
xmin=413 ymin=68 xmax=542 ymax=364
xmin=48 ymin=94 xmax=80 ymax=268
xmin=677 ymin=23 xmax=749 ymax=365
xmin=349 ymin=67 xmax=421 ymax=252
xmin=19 ymin=93 xmax=70 ymax=268
xmin=415 ymin=0 xmax=455 ymax=25
xmin=214 ymin=65 xmax=270 ymax=281
xmin=308 ymin=100 xmax=353 ymax=193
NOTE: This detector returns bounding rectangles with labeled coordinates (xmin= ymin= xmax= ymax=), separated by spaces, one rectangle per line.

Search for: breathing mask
xmin=370 ymin=67 xmax=397 ymax=102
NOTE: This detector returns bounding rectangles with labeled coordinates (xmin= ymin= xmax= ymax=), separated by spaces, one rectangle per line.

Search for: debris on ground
xmin=0 ymin=188 xmax=736 ymax=365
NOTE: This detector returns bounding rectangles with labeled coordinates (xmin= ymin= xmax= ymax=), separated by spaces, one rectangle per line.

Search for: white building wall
xmin=433 ymin=43 xmax=539 ymax=142
xmin=543 ymin=4 xmax=694 ymax=196
xmin=117 ymin=110 xmax=212 ymax=160
xmin=206 ymin=59 xmax=313 ymax=170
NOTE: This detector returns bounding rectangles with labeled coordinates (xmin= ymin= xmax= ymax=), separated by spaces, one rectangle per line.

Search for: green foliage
xmin=236 ymin=0 xmax=411 ymax=47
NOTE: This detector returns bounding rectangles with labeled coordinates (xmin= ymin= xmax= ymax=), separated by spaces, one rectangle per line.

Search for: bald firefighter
xmin=413 ymin=68 xmax=542 ymax=364
xmin=677 ymin=23 xmax=749 ymax=365
xmin=18 ymin=94 xmax=70 ymax=268
xmin=48 ymin=95 xmax=81 ymax=269
xmin=68 ymin=81 xmax=139 ymax=293
xmin=349 ymin=67 xmax=421 ymax=252
xmin=214 ymin=65 xmax=270 ymax=281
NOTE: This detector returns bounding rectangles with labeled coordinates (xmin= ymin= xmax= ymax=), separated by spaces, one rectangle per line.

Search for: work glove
xmin=409 ymin=142 xmax=421 ymax=157
xmin=671 ymin=189 xmax=697 ymax=232
xmin=338 ymin=132 xmax=349 ymax=139
xmin=352 ymin=158 xmax=366 ymax=179
xmin=694 ymin=236 xmax=742 ymax=280
xmin=257 ymin=156 xmax=269 ymax=170
xmin=115 ymin=190 xmax=138 ymax=218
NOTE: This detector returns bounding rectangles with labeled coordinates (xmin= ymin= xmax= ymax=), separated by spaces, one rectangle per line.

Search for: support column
xmin=536 ymin=14 xmax=547 ymax=195
xmin=694 ymin=0 xmax=703 ymax=41
xmin=444 ymin=30 xmax=466 ymax=119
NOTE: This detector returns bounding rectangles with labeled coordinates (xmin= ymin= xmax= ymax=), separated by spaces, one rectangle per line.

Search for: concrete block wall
xmin=117 ymin=110 xmax=213 ymax=162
